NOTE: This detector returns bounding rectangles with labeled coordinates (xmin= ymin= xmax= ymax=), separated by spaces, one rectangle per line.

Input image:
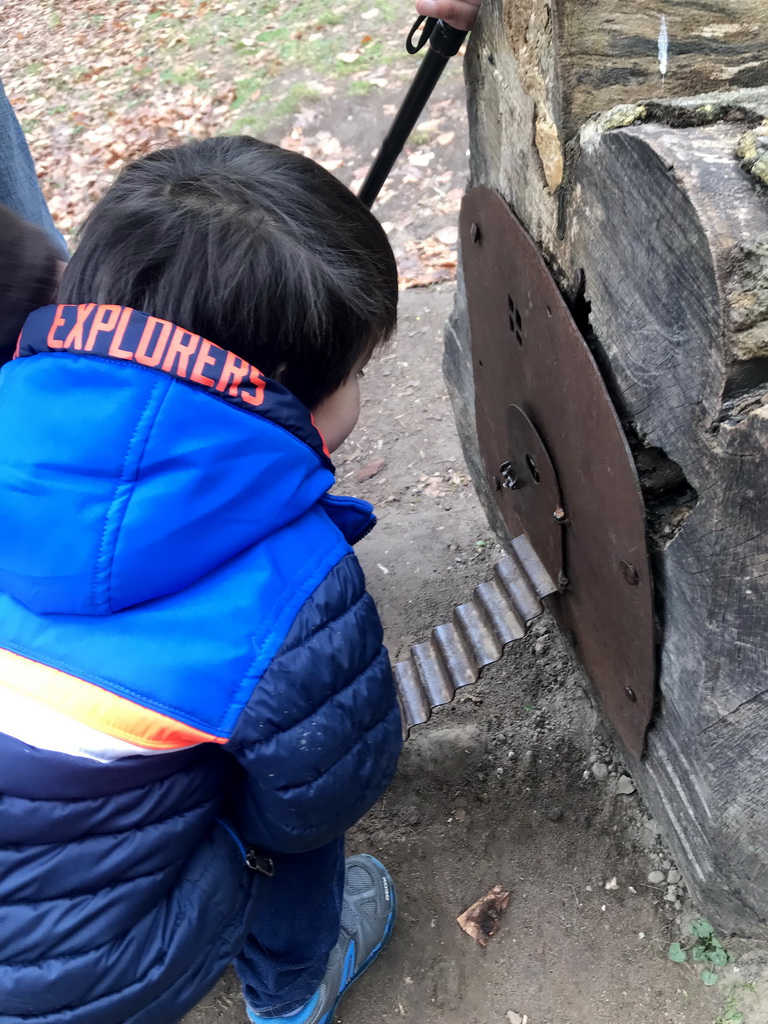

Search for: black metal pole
xmin=358 ymin=19 xmax=467 ymax=210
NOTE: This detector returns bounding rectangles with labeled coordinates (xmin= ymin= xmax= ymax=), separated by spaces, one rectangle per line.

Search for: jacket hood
xmin=0 ymin=304 xmax=347 ymax=616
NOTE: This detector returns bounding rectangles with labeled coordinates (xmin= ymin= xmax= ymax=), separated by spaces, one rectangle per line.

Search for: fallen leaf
xmin=356 ymin=457 xmax=387 ymax=482
xmin=506 ymin=1012 xmax=528 ymax=1024
xmin=408 ymin=150 xmax=434 ymax=167
xmin=457 ymin=886 xmax=511 ymax=946
xmin=436 ymin=130 xmax=456 ymax=146
xmin=361 ymin=7 xmax=380 ymax=18
xmin=336 ymin=51 xmax=360 ymax=63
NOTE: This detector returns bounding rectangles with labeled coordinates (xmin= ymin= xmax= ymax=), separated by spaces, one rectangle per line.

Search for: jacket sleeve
xmin=0 ymin=204 xmax=61 ymax=365
xmin=226 ymin=552 xmax=403 ymax=854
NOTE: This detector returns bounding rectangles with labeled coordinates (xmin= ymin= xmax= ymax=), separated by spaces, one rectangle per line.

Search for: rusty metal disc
xmin=504 ymin=403 xmax=563 ymax=586
xmin=460 ymin=186 xmax=655 ymax=758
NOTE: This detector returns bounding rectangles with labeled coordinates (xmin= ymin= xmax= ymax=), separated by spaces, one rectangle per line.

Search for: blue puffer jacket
xmin=0 ymin=304 xmax=403 ymax=1024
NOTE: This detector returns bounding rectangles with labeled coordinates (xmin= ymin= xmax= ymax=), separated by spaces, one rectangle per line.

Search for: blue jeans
xmin=236 ymin=837 xmax=345 ymax=1017
xmin=0 ymin=77 xmax=67 ymax=257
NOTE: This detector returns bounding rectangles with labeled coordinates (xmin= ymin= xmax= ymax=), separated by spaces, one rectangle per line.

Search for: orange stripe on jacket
xmin=0 ymin=648 xmax=226 ymax=750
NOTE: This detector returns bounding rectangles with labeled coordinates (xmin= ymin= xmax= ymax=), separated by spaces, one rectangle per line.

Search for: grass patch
xmin=231 ymin=81 xmax=323 ymax=135
xmin=408 ymin=128 xmax=431 ymax=145
xmin=160 ymin=65 xmax=201 ymax=87
xmin=348 ymin=80 xmax=378 ymax=97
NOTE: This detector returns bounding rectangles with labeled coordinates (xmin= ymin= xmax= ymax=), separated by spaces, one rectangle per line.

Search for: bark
xmin=447 ymin=0 xmax=768 ymax=935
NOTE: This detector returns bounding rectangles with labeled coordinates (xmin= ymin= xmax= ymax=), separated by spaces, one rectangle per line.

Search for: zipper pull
xmin=246 ymin=848 xmax=275 ymax=877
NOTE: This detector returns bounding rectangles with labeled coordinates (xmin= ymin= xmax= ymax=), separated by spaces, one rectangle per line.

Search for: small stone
xmin=533 ymin=639 xmax=548 ymax=655
xmin=616 ymin=775 xmax=636 ymax=795
xmin=667 ymin=868 xmax=682 ymax=885
xmin=591 ymin=762 xmax=609 ymax=781
xmin=648 ymin=871 xmax=666 ymax=885
xmin=664 ymin=889 xmax=677 ymax=903
xmin=546 ymin=806 xmax=563 ymax=822
xmin=403 ymin=805 xmax=421 ymax=826
xmin=605 ymin=877 xmax=619 ymax=891
xmin=454 ymin=808 xmax=467 ymax=822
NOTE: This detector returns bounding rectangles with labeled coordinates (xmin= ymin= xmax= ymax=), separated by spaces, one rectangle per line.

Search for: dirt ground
xmin=185 ymin=286 xmax=766 ymax=1024
xmin=6 ymin=3 xmax=767 ymax=1020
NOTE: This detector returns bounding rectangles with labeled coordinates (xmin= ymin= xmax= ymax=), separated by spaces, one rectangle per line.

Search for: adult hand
xmin=414 ymin=0 xmax=483 ymax=32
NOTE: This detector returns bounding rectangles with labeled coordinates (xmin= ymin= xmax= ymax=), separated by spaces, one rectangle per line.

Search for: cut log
xmin=447 ymin=0 xmax=768 ymax=936
xmin=464 ymin=0 xmax=768 ymax=239
xmin=569 ymin=120 xmax=768 ymax=935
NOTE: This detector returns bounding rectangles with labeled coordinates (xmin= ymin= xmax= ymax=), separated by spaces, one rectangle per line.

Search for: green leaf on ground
xmin=690 ymin=918 xmax=715 ymax=940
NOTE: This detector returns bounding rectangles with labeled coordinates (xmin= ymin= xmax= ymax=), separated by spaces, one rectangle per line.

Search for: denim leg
xmin=236 ymin=836 xmax=345 ymax=1017
xmin=0 ymin=77 xmax=68 ymax=257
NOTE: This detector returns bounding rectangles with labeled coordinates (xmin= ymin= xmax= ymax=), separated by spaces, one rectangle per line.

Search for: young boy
xmin=0 ymin=136 xmax=403 ymax=1024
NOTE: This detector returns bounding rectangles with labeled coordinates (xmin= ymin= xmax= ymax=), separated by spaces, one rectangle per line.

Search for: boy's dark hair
xmin=59 ymin=136 xmax=398 ymax=408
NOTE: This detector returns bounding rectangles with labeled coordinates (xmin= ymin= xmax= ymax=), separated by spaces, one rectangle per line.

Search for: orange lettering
xmin=190 ymin=339 xmax=219 ymax=387
xmin=62 ymin=304 xmax=96 ymax=350
xmin=240 ymin=366 xmax=266 ymax=407
xmin=84 ymin=305 xmax=122 ymax=351
xmin=215 ymin=350 xmax=250 ymax=396
xmin=46 ymin=305 xmax=68 ymax=349
xmin=135 ymin=317 xmax=172 ymax=368
xmin=161 ymin=327 xmax=201 ymax=378
xmin=107 ymin=307 xmax=134 ymax=358
xmin=310 ymin=413 xmax=331 ymax=457
xmin=108 ymin=309 xmax=136 ymax=360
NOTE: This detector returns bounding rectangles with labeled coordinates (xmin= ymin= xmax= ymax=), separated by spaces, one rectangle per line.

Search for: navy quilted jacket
xmin=0 ymin=304 xmax=403 ymax=1024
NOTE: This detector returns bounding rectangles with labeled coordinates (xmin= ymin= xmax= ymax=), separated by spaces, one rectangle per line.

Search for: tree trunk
xmin=445 ymin=0 xmax=768 ymax=936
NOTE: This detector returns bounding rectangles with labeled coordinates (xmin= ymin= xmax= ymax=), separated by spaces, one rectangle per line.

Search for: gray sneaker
xmin=246 ymin=855 xmax=396 ymax=1024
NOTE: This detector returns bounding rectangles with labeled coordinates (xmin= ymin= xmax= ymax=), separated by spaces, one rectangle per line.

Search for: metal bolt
xmin=470 ymin=222 xmax=481 ymax=244
xmin=557 ymin=571 xmax=569 ymax=590
xmin=625 ymin=687 xmax=637 ymax=703
xmin=499 ymin=461 xmax=519 ymax=490
xmin=619 ymin=560 xmax=640 ymax=586
xmin=553 ymin=507 xmax=569 ymax=524
xmin=525 ymin=453 xmax=540 ymax=484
